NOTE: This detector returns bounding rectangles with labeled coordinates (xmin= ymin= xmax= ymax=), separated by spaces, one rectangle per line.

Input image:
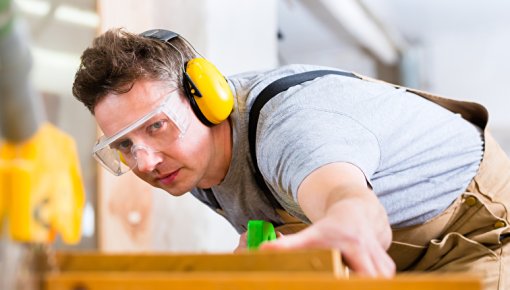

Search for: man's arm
xmin=260 ymin=162 xmax=395 ymax=277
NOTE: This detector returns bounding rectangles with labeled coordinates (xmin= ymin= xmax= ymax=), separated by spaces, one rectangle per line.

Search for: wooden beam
xmin=55 ymin=249 xmax=346 ymax=276
xmin=44 ymin=250 xmax=481 ymax=290
xmin=44 ymin=272 xmax=480 ymax=290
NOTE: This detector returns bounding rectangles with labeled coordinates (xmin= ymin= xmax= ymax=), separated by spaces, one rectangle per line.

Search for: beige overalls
xmin=386 ymin=86 xmax=510 ymax=290
xmin=276 ymin=76 xmax=510 ymax=290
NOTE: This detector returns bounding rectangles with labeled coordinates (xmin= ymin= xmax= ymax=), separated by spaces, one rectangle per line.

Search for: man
xmin=73 ymin=28 xmax=510 ymax=288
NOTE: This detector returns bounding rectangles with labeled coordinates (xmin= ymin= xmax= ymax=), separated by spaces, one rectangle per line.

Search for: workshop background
xmin=2 ymin=0 xmax=509 ymax=254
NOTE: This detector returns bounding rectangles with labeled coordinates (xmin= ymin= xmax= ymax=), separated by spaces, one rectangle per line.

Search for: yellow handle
xmin=0 ymin=123 xmax=85 ymax=244
xmin=0 ymin=157 xmax=7 ymax=232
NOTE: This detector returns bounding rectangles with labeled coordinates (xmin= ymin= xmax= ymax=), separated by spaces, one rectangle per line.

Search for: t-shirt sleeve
xmin=257 ymin=107 xmax=381 ymax=202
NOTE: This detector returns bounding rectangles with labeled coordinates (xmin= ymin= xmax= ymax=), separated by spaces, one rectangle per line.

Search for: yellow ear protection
xmin=140 ymin=29 xmax=234 ymax=126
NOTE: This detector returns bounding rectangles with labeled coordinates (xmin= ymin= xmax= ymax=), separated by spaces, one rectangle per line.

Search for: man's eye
xmin=148 ymin=120 xmax=166 ymax=133
xmin=114 ymin=139 xmax=133 ymax=152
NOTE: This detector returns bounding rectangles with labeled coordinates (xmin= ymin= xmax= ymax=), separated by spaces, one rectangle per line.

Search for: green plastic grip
xmin=246 ymin=220 xmax=276 ymax=250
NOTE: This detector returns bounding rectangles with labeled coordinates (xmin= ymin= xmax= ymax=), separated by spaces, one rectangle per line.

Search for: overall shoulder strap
xmin=248 ymin=70 xmax=359 ymax=209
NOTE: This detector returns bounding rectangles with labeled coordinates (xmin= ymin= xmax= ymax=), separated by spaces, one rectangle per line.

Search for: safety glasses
xmin=93 ymin=91 xmax=190 ymax=175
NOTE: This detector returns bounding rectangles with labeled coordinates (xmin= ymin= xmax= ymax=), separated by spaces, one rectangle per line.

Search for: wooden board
xmin=44 ymin=272 xmax=481 ymax=290
xmin=55 ymin=249 xmax=346 ymax=276
xmin=44 ymin=250 xmax=481 ymax=290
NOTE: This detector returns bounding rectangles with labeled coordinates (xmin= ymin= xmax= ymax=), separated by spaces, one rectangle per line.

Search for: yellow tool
xmin=0 ymin=153 xmax=5 ymax=227
xmin=0 ymin=122 xmax=85 ymax=244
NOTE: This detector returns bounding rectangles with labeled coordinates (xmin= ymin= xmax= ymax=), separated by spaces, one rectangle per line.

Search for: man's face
xmin=94 ymin=79 xmax=218 ymax=196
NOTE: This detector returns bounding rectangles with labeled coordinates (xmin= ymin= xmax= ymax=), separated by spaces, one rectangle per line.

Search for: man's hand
xmin=260 ymin=162 xmax=395 ymax=277
xmin=260 ymin=199 xmax=395 ymax=277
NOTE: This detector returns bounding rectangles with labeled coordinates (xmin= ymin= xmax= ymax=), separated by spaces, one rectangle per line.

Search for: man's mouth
xmin=157 ymin=169 xmax=180 ymax=185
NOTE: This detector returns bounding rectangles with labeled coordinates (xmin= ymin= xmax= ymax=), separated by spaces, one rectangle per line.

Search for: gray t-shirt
xmin=191 ymin=64 xmax=483 ymax=233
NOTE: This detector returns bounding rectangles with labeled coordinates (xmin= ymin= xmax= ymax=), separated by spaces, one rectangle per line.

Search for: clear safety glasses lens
xmin=93 ymin=92 xmax=190 ymax=175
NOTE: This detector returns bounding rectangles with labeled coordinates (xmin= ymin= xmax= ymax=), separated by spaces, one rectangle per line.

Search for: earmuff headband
xmin=140 ymin=29 xmax=179 ymax=42
xmin=140 ymin=29 xmax=234 ymax=126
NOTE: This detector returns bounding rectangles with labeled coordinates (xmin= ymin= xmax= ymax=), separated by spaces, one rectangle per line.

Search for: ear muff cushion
xmin=185 ymin=58 xmax=234 ymax=124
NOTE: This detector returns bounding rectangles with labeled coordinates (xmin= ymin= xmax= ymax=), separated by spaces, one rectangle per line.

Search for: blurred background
xmin=1 ymin=0 xmax=509 ymax=256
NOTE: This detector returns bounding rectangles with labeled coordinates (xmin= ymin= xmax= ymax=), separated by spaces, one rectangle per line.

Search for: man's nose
xmin=134 ymin=147 xmax=162 ymax=172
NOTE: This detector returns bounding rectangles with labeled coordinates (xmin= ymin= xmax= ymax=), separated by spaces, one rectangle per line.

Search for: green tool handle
xmin=246 ymin=220 xmax=276 ymax=250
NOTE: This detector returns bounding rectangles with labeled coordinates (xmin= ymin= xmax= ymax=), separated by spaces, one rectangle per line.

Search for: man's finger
xmin=259 ymin=228 xmax=318 ymax=250
xmin=372 ymin=247 xmax=396 ymax=278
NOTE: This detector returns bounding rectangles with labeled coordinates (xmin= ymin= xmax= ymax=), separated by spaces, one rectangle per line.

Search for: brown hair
xmin=72 ymin=28 xmax=196 ymax=114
